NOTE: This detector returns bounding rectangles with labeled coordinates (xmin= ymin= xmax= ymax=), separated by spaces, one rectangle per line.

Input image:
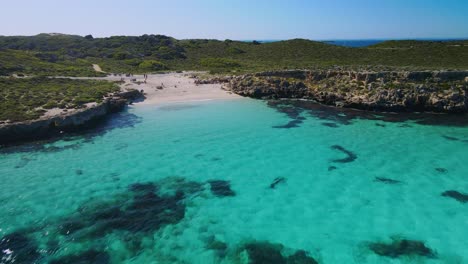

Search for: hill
xmin=1 ymin=34 xmax=467 ymax=76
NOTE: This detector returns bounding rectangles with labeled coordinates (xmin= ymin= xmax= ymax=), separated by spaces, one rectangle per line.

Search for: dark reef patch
xmin=267 ymin=100 xmax=468 ymax=127
xmin=270 ymin=177 xmax=286 ymax=189
xmin=208 ymin=180 xmax=236 ymax=197
xmin=287 ymin=250 xmax=319 ymax=264
xmin=328 ymin=166 xmax=337 ymax=171
xmin=14 ymin=156 xmax=33 ymax=169
xmin=75 ymin=169 xmax=84 ymax=175
xmin=268 ymin=101 xmax=306 ymax=129
xmin=272 ymin=119 xmax=303 ymax=129
xmin=321 ymin=122 xmax=339 ymax=128
xmin=0 ymin=232 xmax=40 ymax=263
xmin=374 ymin=177 xmax=402 ymax=184
xmin=442 ymin=135 xmax=459 ymax=141
xmin=441 ymin=190 xmax=468 ymax=203
xmin=435 ymin=168 xmax=448 ymax=174
xmin=49 ymin=249 xmax=110 ymax=264
xmin=330 ymin=145 xmax=357 ymax=163
xmin=53 ymin=177 xmax=204 ymax=244
xmin=368 ymin=238 xmax=436 ymax=259
xmin=375 ymin=123 xmax=386 ymax=127
xmin=240 ymin=241 xmax=319 ymax=264
xmin=128 ymin=182 xmax=157 ymax=193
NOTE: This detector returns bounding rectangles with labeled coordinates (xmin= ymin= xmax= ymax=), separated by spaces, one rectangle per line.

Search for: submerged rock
xmin=270 ymin=177 xmax=286 ymax=189
xmin=330 ymin=145 xmax=357 ymax=163
xmin=374 ymin=177 xmax=402 ymax=184
xmin=287 ymin=250 xmax=319 ymax=264
xmin=272 ymin=119 xmax=303 ymax=129
xmin=369 ymin=238 xmax=436 ymax=258
xmin=441 ymin=190 xmax=468 ymax=203
xmin=49 ymin=249 xmax=110 ymax=264
xmin=128 ymin=182 xmax=157 ymax=193
xmin=321 ymin=122 xmax=339 ymax=128
xmin=0 ymin=232 xmax=40 ymax=263
xmin=239 ymin=241 xmax=319 ymax=264
xmin=244 ymin=242 xmax=285 ymax=264
xmin=208 ymin=180 xmax=236 ymax=197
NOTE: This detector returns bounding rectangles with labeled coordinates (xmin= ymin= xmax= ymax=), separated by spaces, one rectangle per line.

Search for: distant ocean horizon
xmin=241 ymin=38 xmax=468 ymax=47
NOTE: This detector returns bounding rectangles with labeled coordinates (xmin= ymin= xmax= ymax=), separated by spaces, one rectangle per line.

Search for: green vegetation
xmin=1 ymin=34 xmax=467 ymax=76
xmin=1 ymin=34 xmax=467 ymax=122
xmin=0 ymin=77 xmax=119 ymax=121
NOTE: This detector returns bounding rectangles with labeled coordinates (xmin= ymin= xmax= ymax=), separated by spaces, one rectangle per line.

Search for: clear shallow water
xmin=1 ymin=99 xmax=468 ymax=263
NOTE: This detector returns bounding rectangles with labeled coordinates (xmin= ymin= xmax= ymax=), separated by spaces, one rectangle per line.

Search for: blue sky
xmin=1 ymin=0 xmax=467 ymax=40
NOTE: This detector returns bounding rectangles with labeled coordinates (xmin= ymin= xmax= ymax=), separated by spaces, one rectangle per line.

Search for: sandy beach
xmin=97 ymin=72 xmax=241 ymax=105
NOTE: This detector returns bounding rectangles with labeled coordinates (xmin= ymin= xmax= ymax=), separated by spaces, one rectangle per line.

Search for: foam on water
xmin=0 ymin=99 xmax=467 ymax=263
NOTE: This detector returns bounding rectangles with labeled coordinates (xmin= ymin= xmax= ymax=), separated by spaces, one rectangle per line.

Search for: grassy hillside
xmin=0 ymin=77 xmax=119 ymax=121
xmin=1 ymin=34 xmax=468 ymax=76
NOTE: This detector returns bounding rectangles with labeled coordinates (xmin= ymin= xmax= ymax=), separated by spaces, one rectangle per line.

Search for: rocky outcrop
xmin=225 ymin=70 xmax=468 ymax=113
xmin=0 ymin=90 xmax=144 ymax=145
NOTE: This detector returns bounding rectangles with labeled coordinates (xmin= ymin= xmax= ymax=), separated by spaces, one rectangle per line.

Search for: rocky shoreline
xmin=0 ymin=89 xmax=144 ymax=145
xmin=220 ymin=70 xmax=468 ymax=113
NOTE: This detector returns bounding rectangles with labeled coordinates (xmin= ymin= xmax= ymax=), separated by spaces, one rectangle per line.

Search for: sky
xmin=1 ymin=0 xmax=467 ymax=40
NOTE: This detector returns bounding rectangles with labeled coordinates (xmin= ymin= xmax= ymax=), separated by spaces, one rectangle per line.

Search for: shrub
xmin=200 ymin=58 xmax=241 ymax=69
xmin=138 ymin=60 xmax=167 ymax=71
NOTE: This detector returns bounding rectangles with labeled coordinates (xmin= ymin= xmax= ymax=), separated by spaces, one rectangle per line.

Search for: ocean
xmin=1 ymin=99 xmax=467 ymax=263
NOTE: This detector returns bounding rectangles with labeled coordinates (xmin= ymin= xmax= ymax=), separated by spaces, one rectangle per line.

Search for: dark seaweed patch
xmin=268 ymin=100 xmax=468 ymax=127
xmin=208 ymin=180 xmax=236 ymax=197
xmin=244 ymin=242 xmax=285 ymax=264
xmin=328 ymin=166 xmax=337 ymax=171
xmin=442 ymin=135 xmax=459 ymax=141
xmin=14 ymin=156 xmax=33 ymax=169
xmin=268 ymin=101 xmax=306 ymax=129
xmin=75 ymin=169 xmax=84 ymax=175
xmin=441 ymin=190 xmax=468 ymax=203
xmin=435 ymin=168 xmax=448 ymax=173
xmin=287 ymin=250 xmax=319 ymax=264
xmin=272 ymin=119 xmax=303 ymax=129
xmin=330 ymin=145 xmax=357 ymax=163
xmin=270 ymin=177 xmax=286 ymax=189
xmin=374 ymin=177 xmax=402 ymax=184
xmin=241 ymin=241 xmax=318 ymax=264
xmin=321 ymin=122 xmax=339 ymax=128
xmin=369 ymin=238 xmax=436 ymax=259
xmin=49 ymin=249 xmax=110 ymax=264
xmin=56 ymin=178 xmax=202 ymax=243
xmin=58 ymin=219 xmax=87 ymax=235
xmin=375 ymin=123 xmax=386 ymax=127
xmin=0 ymin=232 xmax=40 ymax=263
xmin=128 ymin=182 xmax=157 ymax=193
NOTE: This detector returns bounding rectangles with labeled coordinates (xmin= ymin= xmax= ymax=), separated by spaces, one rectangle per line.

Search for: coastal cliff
xmin=0 ymin=89 xmax=144 ymax=144
xmin=224 ymin=70 xmax=468 ymax=113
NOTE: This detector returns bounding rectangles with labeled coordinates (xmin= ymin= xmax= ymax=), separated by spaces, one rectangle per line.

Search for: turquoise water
xmin=1 ymin=98 xmax=468 ymax=263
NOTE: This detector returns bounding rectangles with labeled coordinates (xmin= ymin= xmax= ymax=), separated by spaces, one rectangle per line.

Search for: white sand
xmin=62 ymin=72 xmax=241 ymax=106
xmin=91 ymin=72 xmax=241 ymax=105
xmin=127 ymin=72 xmax=240 ymax=105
